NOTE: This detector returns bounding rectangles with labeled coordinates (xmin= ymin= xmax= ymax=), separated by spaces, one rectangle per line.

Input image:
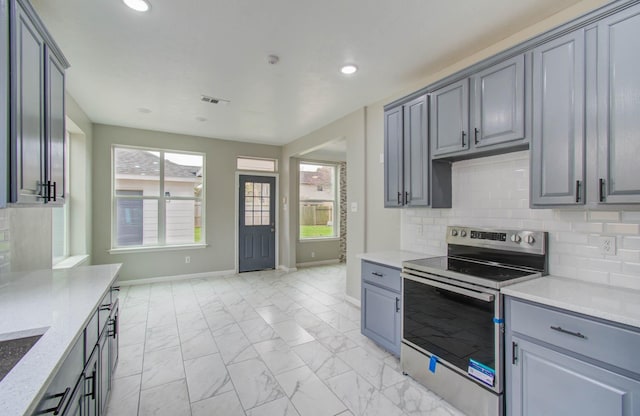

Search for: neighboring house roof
xmin=299 ymin=167 xmax=333 ymax=187
xmin=116 ymin=148 xmax=200 ymax=178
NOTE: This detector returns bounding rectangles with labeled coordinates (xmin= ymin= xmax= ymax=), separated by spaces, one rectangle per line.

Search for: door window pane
xmin=243 ymin=181 xmax=271 ymax=226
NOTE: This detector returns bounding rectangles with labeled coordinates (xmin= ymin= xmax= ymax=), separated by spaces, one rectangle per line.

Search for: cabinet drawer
xmin=509 ymin=299 xmax=640 ymax=374
xmin=361 ymin=261 xmax=401 ymax=292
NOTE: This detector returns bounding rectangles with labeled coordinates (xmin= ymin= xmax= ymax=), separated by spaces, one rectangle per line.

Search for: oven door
xmin=401 ymin=271 xmax=503 ymax=393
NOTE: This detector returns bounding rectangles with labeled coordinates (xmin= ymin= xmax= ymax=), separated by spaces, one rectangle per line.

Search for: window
xmin=112 ymin=146 xmax=205 ymax=249
xmin=52 ymin=133 xmax=70 ymax=265
xmin=299 ymin=162 xmax=338 ymax=239
xmin=237 ymin=156 xmax=277 ymax=172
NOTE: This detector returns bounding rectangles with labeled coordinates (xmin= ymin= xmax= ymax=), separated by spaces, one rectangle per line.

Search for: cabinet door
xmin=530 ymin=30 xmax=585 ymax=206
xmin=361 ymin=282 xmax=401 ymax=356
xmin=509 ymin=336 xmax=640 ymax=416
xmin=430 ymin=79 xmax=469 ymax=157
xmin=84 ymin=346 xmax=99 ymax=416
xmin=596 ymin=6 xmax=640 ymax=204
xmin=12 ymin=1 xmax=45 ymax=203
xmin=0 ymin=0 xmax=8 ymax=208
xmin=472 ymin=54 xmax=525 ymax=148
xmin=384 ymin=106 xmax=404 ymax=207
xmin=99 ymin=330 xmax=111 ymax=414
xmin=45 ymin=47 xmax=66 ymax=204
xmin=403 ymin=95 xmax=429 ymax=206
xmin=109 ymin=300 xmax=119 ymax=375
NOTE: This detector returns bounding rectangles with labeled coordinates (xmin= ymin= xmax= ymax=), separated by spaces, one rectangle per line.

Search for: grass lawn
xmin=194 ymin=226 xmax=201 ymax=242
xmin=300 ymin=225 xmax=334 ymax=238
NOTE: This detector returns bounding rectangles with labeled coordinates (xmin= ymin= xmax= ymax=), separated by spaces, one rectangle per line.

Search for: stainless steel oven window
xmin=402 ymin=274 xmax=503 ymax=392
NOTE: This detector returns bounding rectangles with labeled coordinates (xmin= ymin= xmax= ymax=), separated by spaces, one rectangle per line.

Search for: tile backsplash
xmin=0 ymin=209 xmax=9 ymax=273
xmin=401 ymin=151 xmax=640 ymax=290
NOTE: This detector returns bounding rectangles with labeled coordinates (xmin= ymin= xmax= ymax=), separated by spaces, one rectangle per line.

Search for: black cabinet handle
xmin=550 ymin=325 xmax=586 ymax=339
xmin=405 ymin=191 xmax=410 ymax=204
xmin=474 ymin=128 xmax=479 ymax=144
xmin=52 ymin=181 xmax=57 ymax=202
xmin=461 ymin=130 xmax=466 ymax=147
xmin=99 ymin=304 xmax=112 ymax=312
xmin=112 ymin=286 xmax=121 ymax=292
xmin=85 ymin=369 xmax=97 ymax=400
xmin=512 ymin=342 xmax=518 ymax=365
xmin=599 ymin=178 xmax=606 ymax=202
xmin=397 ymin=192 xmax=402 ymax=205
xmin=575 ymin=180 xmax=581 ymax=203
xmin=371 ymin=272 xmax=384 ymax=278
xmin=46 ymin=180 xmax=52 ymax=201
xmin=41 ymin=387 xmax=71 ymax=415
xmin=395 ymin=297 xmax=400 ymax=312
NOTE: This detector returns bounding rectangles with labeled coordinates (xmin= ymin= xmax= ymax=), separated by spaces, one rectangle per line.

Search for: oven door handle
xmin=402 ymin=273 xmax=495 ymax=302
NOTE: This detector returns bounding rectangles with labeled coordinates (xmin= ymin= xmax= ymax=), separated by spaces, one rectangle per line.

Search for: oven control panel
xmin=447 ymin=226 xmax=546 ymax=254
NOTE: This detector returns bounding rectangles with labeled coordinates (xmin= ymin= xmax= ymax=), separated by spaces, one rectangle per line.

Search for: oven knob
xmin=526 ymin=235 xmax=536 ymax=244
xmin=451 ymin=229 xmax=459 ymax=237
xmin=510 ymin=234 xmax=522 ymax=243
xmin=460 ymin=230 xmax=467 ymax=237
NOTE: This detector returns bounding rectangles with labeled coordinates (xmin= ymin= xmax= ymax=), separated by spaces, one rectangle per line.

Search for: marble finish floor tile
xmin=227 ymin=358 xmax=285 ymax=410
xmin=191 ymin=390 xmax=246 ymax=416
xmin=275 ymin=365 xmax=346 ymax=416
xmin=184 ymin=353 xmax=233 ymax=402
xmin=138 ymin=379 xmax=191 ymax=416
xmin=106 ymin=264 xmax=470 ymax=416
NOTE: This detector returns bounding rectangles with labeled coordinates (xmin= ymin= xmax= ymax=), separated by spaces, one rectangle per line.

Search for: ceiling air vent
xmin=201 ymin=95 xmax=230 ymax=105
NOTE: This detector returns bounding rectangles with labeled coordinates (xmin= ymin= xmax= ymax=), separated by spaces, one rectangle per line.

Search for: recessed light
xmin=340 ymin=64 xmax=358 ymax=75
xmin=123 ymin=0 xmax=151 ymax=12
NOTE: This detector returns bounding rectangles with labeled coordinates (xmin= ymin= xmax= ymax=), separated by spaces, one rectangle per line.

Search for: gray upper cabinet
xmin=596 ymin=5 xmax=640 ymax=204
xmin=46 ymin=49 xmax=66 ymax=204
xmin=7 ymin=0 xmax=68 ymax=205
xmin=430 ymin=79 xmax=469 ymax=157
xmin=384 ymin=106 xmax=404 ymax=207
xmin=431 ymin=55 xmax=527 ymax=160
xmin=403 ymin=95 xmax=429 ymax=206
xmin=12 ymin=1 xmax=46 ymax=204
xmin=530 ymin=29 xmax=585 ymax=206
xmin=384 ymin=94 xmax=429 ymax=207
xmin=0 ymin=1 xmax=7 ymax=209
xmin=471 ymin=54 xmax=525 ymax=149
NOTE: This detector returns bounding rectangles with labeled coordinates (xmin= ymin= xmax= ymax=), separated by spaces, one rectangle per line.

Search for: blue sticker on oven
xmin=468 ymin=359 xmax=495 ymax=387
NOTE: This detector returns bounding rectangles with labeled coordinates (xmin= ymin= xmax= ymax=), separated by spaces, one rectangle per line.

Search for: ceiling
xmin=32 ymin=0 xmax=583 ymax=146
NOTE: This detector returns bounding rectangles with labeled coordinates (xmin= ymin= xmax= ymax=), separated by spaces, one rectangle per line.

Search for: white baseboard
xmin=296 ymin=259 xmax=340 ymax=268
xmin=344 ymin=294 xmax=361 ymax=308
xmin=118 ymin=269 xmax=236 ymax=286
xmin=278 ymin=265 xmax=298 ymax=272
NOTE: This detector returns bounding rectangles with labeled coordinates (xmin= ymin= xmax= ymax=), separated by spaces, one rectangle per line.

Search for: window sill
xmin=299 ymin=237 xmax=340 ymax=243
xmin=109 ymin=244 xmax=209 ymax=254
xmin=53 ymin=255 xmax=90 ymax=269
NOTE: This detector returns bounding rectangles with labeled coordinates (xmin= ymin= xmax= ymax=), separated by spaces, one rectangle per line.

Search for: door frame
xmin=235 ymin=172 xmax=279 ymax=273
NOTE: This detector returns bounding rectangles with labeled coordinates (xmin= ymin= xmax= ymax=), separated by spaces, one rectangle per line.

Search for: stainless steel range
xmin=401 ymin=226 xmax=548 ymax=416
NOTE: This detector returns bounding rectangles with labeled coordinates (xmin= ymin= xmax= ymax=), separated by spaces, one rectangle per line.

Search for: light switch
xmin=350 ymin=202 xmax=358 ymax=213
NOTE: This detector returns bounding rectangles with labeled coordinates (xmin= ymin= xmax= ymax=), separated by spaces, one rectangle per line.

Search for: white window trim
xmin=298 ymin=160 xmax=340 ymax=241
xmin=111 ymin=144 xmax=206 ymax=250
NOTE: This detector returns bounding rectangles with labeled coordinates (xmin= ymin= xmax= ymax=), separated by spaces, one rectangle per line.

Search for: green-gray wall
xmin=91 ymin=124 xmax=281 ymax=281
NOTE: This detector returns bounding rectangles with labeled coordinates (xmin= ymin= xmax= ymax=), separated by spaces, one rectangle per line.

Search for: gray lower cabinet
xmin=431 ymin=55 xmax=527 ymax=160
xmin=530 ymin=29 xmax=586 ymax=206
xmin=34 ymin=286 xmax=119 ymax=415
xmin=361 ymin=261 xmax=401 ymax=356
xmin=384 ymin=94 xmax=430 ymax=207
xmin=506 ymin=297 xmax=640 ymax=416
xmin=0 ymin=0 xmax=8 ymax=208
xmin=6 ymin=0 xmax=68 ymax=205
xmin=596 ymin=5 xmax=640 ymax=204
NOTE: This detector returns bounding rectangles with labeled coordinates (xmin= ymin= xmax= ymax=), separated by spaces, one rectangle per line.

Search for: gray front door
xmin=239 ymin=175 xmax=276 ymax=272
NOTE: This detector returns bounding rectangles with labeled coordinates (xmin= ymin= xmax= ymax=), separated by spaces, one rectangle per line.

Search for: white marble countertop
xmin=502 ymin=275 xmax=640 ymax=329
xmin=357 ymin=250 xmax=440 ymax=269
xmin=0 ymin=263 xmax=122 ymax=416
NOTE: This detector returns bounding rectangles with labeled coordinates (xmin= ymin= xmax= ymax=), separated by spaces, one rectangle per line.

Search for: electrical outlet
xmin=185 ymin=256 xmax=191 ymax=264
xmin=599 ymin=236 xmax=616 ymax=255
xmin=311 ymin=252 xmax=316 ymax=258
